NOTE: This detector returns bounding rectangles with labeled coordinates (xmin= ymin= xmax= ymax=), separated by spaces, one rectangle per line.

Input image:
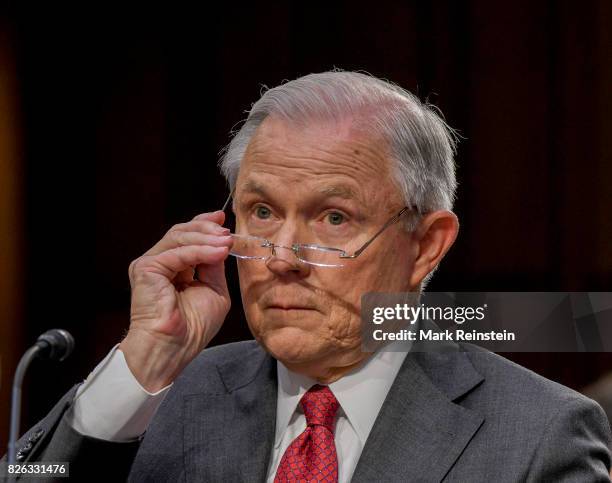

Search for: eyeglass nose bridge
xmin=264 ymin=241 xmax=305 ymax=264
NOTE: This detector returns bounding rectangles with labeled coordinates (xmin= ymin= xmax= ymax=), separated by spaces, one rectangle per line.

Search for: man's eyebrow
xmin=240 ymin=180 xmax=270 ymax=197
xmin=318 ymin=185 xmax=359 ymax=200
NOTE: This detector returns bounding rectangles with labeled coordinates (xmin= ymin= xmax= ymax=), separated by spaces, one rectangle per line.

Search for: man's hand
xmin=119 ymin=210 xmax=233 ymax=392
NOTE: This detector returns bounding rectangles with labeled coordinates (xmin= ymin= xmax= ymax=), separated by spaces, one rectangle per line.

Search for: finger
xmin=139 ymin=245 xmax=229 ymax=280
xmin=169 ymin=219 xmax=229 ymax=235
xmin=146 ymin=232 xmax=232 ymax=256
xmin=145 ymin=221 xmax=230 ymax=257
xmin=193 ymin=210 xmax=225 ymax=224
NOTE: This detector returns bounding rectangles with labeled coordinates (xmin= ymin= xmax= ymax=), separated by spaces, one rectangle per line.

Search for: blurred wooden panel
xmin=0 ymin=23 xmax=23 ymax=445
xmin=595 ymin=0 xmax=612 ymax=276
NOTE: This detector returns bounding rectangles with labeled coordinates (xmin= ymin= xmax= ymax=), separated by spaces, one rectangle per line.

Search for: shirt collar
xmin=274 ymin=340 xmax=410 ymax=448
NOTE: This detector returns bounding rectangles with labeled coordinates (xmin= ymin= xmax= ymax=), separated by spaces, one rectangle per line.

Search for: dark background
xmin=1 ymin=1 xmax=611 ymax=446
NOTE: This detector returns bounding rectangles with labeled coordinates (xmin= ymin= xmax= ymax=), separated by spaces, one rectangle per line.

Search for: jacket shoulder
xmin=461 ymin=343 xmax=592 ymax=406
xmin=454 ymin=344 xmax=612 ymax=478
xmin=172 ymin=339 xmax=268 ymax=395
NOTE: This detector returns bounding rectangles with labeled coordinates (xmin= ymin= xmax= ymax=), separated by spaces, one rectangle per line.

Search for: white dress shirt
xmin=266 ymin=343 xmax=409 ymax=482
xmin=68 ymin=342 xmax=409 ymax=482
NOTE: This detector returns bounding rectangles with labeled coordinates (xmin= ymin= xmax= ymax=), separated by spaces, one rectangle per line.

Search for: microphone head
xmin=35 ymin=329 xmax=75 ymax=361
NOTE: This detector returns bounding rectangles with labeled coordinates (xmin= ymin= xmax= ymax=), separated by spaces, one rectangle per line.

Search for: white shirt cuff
xmin=67 ymin=344 xmax=172 ymax=442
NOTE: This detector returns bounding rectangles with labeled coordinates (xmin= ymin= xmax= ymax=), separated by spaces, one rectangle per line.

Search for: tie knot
xmin=300 ymin=384 xmax=339 ymax=431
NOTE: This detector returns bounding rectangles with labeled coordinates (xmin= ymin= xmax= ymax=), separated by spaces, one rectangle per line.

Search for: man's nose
xmin=265 ymin=245 xmax=308 ymax=275
xmin=265 ymin=226 xmax=310 ymax=277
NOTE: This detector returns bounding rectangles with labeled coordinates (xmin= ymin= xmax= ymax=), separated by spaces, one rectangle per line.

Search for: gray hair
xmin=219 ymin=70 xmax=458 ymax=228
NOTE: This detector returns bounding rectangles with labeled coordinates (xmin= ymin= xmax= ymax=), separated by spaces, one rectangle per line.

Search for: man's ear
xmin=409 ymin=210 xmax=459 ymax=288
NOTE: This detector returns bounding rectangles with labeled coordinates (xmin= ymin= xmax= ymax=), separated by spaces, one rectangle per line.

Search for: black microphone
xmin=7 ymin=329 xmax=75 ymax=466
xmin=34 ymin=329 xmax=75 ymax=362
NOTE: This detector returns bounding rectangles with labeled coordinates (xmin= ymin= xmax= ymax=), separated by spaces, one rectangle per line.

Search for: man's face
xmin=233 ymin=116 xmax=417 ymax=372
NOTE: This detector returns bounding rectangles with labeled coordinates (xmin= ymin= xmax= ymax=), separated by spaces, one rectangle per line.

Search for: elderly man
xmin=7 ymin=71 xmax=611 ymax=481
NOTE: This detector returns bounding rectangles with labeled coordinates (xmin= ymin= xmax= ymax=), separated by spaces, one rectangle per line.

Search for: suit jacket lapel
xmin=351 ymin=349 xmax=485 ymax=483
xmin=183 ymin=344 xmax=277 ymax=482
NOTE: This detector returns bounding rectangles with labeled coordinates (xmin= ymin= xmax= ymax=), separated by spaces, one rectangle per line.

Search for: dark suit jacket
xmin=5 ymin=341 xmax=612 ymax=482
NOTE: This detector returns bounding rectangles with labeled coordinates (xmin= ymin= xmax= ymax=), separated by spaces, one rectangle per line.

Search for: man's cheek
xmin=242 ymin=292 xmax=264 ymax=330
xmin=325 ymin=288 xmax=361 ymax=326
xmin=326 ymin=305 xmax=362 ymax=347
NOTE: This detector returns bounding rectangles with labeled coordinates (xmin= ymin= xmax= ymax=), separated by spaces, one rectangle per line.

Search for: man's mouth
xmin=260 ymin=288 xmax=323 ymax=313
xmin=266 ymin=304 xmax=317 ymax=311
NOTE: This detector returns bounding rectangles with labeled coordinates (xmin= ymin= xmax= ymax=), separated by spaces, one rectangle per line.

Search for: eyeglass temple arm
xmin=221 ymin=187 xmax=235 ymax=212
xmin=341 ymin=207 xmax=410 ymax=259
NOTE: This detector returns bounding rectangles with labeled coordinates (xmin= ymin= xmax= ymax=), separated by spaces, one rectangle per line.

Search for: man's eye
xmin=255 ymin=206 xmax=272 ymax=219
xmin=326 ymin=212 xmax=345 ymax=225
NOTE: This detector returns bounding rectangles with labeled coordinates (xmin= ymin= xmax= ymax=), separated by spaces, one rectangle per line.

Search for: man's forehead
xmin=235 ymin=116 xmax=403 ymax=209
xmin=254 ymin=115 xmax=356 ymax=141
xmin=245 ymin=116 xmax=385 ymax=160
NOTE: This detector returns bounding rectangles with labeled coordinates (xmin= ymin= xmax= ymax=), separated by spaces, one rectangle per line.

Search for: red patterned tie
xmin=274 ymin=384 xmax=340 ymax=482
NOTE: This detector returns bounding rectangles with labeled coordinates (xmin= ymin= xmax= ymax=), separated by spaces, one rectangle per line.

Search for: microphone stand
xmin=8 ymin=345 xmax=44 ymax=465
